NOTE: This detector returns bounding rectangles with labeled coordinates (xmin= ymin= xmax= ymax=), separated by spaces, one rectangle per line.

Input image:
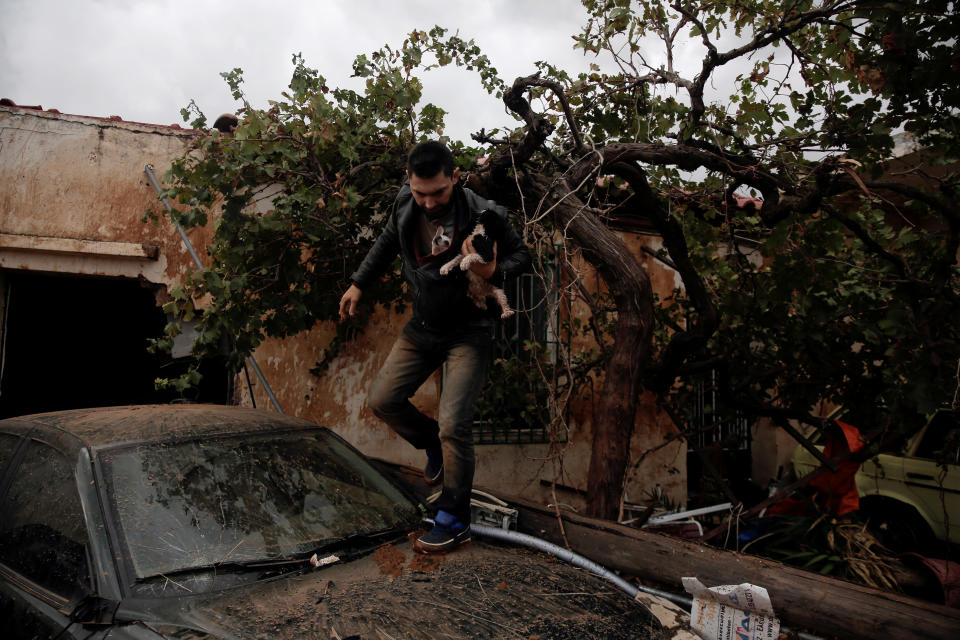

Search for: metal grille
xmin=473 ymin=423 xmax=552 ymax=445
xmin=473 ymin=271 xmax=558 ymax=445
xmin=691 ymin=370 xmax=752 ymax=451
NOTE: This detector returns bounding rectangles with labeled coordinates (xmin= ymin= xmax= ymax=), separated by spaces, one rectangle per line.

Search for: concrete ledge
xmin=0 ymin=233 xmax=159 ymax=260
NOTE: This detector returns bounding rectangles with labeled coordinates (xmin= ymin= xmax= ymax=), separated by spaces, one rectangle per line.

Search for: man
xmin=339 ymin=141 xmax=530 ymax=552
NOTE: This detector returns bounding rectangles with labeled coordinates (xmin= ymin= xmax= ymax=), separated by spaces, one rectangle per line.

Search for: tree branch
xmin=676 ymin=0 xmax=861 ymax=127
xmin=485 ymin=73 xmax=556 ymax=179
xmin=606 ymin=160 xmax=721 ymax=393
xmin=513 ymin=75 xmax=586 ymax=154
xmin=569 ymin=141 xmax=783 ymax=207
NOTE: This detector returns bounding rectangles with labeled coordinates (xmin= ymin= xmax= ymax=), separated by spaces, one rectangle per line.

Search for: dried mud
xmin=214 ymin=539 xmax=664 ymax=639
xmin=10 ymin=404 xmax=315 ymax=446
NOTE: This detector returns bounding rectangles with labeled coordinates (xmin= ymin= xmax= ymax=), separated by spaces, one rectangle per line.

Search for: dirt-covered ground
xmin=208 ymin=534 xmax=665 ymax=639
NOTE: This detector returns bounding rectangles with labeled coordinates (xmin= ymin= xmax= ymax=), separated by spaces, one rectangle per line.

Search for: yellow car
xmin=792 ymin=410 xmax=959 ymax=551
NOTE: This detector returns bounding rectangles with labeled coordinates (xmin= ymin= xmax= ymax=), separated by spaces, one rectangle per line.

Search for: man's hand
xmin=463 ymin=236 xmax=497 ymax=280
xmin=339 ymin=283 xmax=362 ymax=321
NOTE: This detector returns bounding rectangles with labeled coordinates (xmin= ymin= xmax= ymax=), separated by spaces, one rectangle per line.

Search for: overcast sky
xmin=0 ymin=0 xmax=617 ymax=141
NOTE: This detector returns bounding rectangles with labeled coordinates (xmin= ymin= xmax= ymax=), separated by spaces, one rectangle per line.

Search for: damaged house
xmin=0 ymin=103 xmax=228 ymax=416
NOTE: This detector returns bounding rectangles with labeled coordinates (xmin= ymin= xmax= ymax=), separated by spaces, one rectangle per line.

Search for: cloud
xmin=0 ymin=0 xmax=598 ymax=139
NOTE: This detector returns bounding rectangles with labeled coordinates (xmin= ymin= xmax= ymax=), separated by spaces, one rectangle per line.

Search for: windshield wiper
xmin=137 ymin=557 xmax=309 ymax=584
xmin=219 ymin=526 xmax=410 ymax=573
xmin=137 ymin=526 xmax=411 ymax=583
xmin=299 ymin=525 xmax=410 ymax=562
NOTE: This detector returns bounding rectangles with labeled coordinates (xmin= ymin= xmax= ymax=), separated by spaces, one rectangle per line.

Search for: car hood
xmin=113 ymin=537 xmax=663 ymax=639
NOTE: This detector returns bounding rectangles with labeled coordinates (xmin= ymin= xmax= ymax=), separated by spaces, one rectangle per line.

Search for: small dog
xmin=440 ymin=209 xmax=514 ymax=319
xmin=430 ymin=224 xmax=452 ymax=256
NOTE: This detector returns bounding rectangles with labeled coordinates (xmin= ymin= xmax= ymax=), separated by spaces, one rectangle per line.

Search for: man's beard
xmin=423 ymin=200 xmax=453 ymax=221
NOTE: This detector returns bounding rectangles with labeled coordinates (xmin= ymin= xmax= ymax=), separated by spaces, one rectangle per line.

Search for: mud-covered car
xmin=0 ymin=405 xmax=664 ymax=639
xmin=792 ymin=409 xmax=959 ymax=551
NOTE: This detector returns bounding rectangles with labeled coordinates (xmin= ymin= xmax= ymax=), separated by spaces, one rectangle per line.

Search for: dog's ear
xmin=472 ymin=233 xmax=496 ymax=263
xmin=478 ymin=209 xmax=505 ymax=236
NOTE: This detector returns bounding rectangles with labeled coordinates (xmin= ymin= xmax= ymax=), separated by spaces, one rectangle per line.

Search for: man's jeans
xmin=367 ymin=322 xmax=492 ymax=523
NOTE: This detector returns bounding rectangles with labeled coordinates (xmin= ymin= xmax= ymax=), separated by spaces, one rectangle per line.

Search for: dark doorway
xmin=0 ymin=271 xmax=229 ymax=419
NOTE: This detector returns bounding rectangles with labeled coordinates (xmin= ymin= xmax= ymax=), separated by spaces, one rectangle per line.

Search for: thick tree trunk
xmin=483 ymin=75 xmax=657 ymax=521
xmin=585 ymin=304 xmax=652 ymax=520
xmin=542 ymin=178 xmax=655 ymax=520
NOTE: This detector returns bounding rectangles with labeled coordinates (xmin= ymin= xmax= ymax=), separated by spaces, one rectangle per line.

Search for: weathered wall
xmin=241 ymin=310 xmax=571 ymax=507
xmin=751 ymin=418 xmax=799 ymax=488
xmin=0 ymin=106 xmax=203 ymax=287
xmin=242 ymin=230 xmax=688 ymax=511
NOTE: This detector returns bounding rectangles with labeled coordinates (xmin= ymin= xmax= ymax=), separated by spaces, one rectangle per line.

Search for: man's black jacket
xmin=350 ymin=183 xmax=531 ymax=331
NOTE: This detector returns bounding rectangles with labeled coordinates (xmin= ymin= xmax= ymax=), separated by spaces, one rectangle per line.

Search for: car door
xmin=856 ymin=450 xmax=906 ymax=501
xmin=904 ymin=411 xmax=960 ymax=542
xmin=0 ymin=435 xmax=100 ymax=639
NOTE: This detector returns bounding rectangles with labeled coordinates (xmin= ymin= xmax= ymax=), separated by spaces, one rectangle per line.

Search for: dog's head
xmin=469 ymin=209 xmax=505 ymax=263
xmin=477 ymin=209 xmax=506 ymax=238
xmin=431 ymin=225 xmax=451 ymax=256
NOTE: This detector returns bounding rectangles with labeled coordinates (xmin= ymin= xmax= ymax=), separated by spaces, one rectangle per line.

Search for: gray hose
xmin=471 ymin=523 xmax=823 ymax=640
xmin=472 ymin=523 xmax=689 ymax=607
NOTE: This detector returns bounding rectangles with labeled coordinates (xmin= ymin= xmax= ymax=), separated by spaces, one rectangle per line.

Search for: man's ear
xmin=452 ymin=167 xmax=461 ymax=182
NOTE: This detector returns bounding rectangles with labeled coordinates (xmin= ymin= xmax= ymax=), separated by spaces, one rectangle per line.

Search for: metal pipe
xmin=143 ymin=165 xmax=204 ymax=270
xmin=647 ymin=502 xmax=733 ymax=525
xmin=244 ymin=353 xmax=283 ymax=413
xmin=472 ymin=523 xmax=688 ymax=607
xmin=143 ymin=164 xmax=283 ymax=413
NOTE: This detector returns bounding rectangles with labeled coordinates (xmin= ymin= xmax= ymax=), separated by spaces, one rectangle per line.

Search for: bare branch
xmin=513 ymin=75 xmax=586 ymax=154
xmin=485 ymin=74 xmax=555 ymax=178
xmin=569 ymin=141 xmax=784 ymax=207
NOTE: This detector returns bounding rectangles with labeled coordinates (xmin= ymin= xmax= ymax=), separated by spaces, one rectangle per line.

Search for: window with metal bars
xmin=472 ymin=271 xmax=559 ymax=445
xmin=690 ymin=370 xmax=752 ymax=452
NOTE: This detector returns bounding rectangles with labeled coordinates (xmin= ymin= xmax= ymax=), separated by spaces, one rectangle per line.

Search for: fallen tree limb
xmin=510 ymin=495 xmax=959 ymax=640
xmin=380 ymin=460 xmax=960 ymax=640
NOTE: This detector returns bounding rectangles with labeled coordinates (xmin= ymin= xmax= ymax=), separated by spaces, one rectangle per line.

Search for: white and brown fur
xmin=440 ymin=209 xmax=514 ymax=319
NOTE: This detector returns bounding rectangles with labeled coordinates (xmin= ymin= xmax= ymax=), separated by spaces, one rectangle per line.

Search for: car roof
xmin=0 ymin=404 xmax=318 ymax=447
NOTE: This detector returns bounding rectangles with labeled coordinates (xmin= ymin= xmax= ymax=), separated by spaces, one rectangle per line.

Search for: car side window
xmin=0 ymin=440 xmax=91 ymax=599
xmin=915 ymin=413 xmax=960 ymax=465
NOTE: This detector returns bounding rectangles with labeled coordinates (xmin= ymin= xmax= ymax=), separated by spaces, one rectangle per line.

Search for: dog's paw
xmin=460 ymin=254 xmax=483 ymax=270
xmin=440 ymin=257 xmax=461 ymax=275
xmin=500 ymin=309 xmax=515 ymax=319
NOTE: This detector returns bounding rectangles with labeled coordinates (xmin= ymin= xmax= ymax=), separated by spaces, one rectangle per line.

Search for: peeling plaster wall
xmin=244 ymin=315 xmax=568 ymax=506
xmin=0 ymin=107 xmax=203 ymax=286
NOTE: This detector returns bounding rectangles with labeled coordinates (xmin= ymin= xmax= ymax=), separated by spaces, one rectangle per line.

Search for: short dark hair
xmin=407 ymin=140 xmax=455 ymax=178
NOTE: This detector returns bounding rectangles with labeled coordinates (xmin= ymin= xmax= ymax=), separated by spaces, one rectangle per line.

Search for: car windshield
xmin=98 ymin=427 xmax=419 ymax=587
